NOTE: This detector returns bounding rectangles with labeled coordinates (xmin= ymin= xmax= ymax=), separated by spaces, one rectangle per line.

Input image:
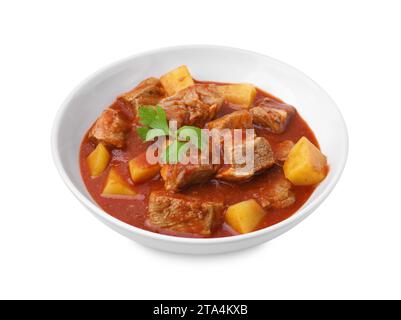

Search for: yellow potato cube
xmin=283 ymin=137 xmax=328 ymax=186
xmin=160 ymin=65 xmax=195 ymax=96
xmin=102 ymin=168 xmax=136 ymax=197
xmin=225 ymin=199 xmax=266 ymax=234
xmin=87 ymin=143 xmax=111 ymax=177
xmin=129 ymin=153 xmax=160 ymax=183
xmin=216 ymin=84 xmax=256 ymax=108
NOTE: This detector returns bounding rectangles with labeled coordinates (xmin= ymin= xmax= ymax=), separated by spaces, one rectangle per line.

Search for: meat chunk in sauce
xmin=216 ymin=137 xmax=275 ymax=182
xmin=274 ymin=140 xmax=295 ymax=165
xmin=258 ymin=173 xmax=295 ymax=209
xmin=206 ymin=109 xmax=253 ymax=130
xmin=89 ymin=108 xmax=130 ymax=148
xmin=148 ymin=191 xmax=224 ymax=236
xmin=251 ymin=98 xmax=296 ymax=134
xmin=160 ymin=162 xmax=220 ymax=192
xmin=159 ymin=84 xmax=223 ymax=128
xmin=120 ymin=77 xmax=165 ymax=113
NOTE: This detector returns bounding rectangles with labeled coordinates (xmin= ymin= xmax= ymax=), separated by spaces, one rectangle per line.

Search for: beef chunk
xmin=251 ymin=98 xmax=296 ymax=134
xmin=89 ymin=108 xmax=131 ymax=148
xmin=148 ymin=191 xmax=224 ymax=236
xmin=159 ymin=84 xmax=223 ymax=128
xmin=120 ymin=77 xmax=165 ymax=112
xmin=274 ymin=140 xmax=295 ymax=165
xmin=216 ymin=137 xmax=275 ymax=182
xmin=206 ymin=110 xmax=253 ymax=130
xmin=258 ymin=173 xmax=295 ymax=209
xmin=160 ymin=162 xmax=220 ymax=192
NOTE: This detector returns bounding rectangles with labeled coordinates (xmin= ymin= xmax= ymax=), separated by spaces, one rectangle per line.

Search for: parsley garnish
xmin=136 ymin=106 xmax=205 ymax=163
xmin=136 ymin=106 xmax=169 ymax=140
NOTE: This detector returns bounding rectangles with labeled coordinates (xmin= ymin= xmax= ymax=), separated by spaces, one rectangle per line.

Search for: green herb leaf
xmin=149 ymin=106 xmax=170 ymax=135
xmin=145 ymin=128 xmax=168 ymax=141
xmin=138 ymin=106 xmax=156 ymax=126
xmin=137 ymin=106 xmax=206 ymax=163
xmin=137 ymin=105 xmax=170 ymax=135
xmin=136 ymin=126 xmax=150 ymax=141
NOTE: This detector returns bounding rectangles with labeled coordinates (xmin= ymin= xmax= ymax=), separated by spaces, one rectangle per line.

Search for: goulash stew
xmin=80 ymin=66 xmax=328 ymax=238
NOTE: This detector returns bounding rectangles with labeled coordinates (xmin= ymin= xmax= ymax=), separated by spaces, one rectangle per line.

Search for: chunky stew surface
xmin=80 ymin=66 xmax=328 ymax=238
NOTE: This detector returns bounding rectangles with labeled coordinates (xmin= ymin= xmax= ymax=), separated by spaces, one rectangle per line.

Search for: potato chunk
xmin=160 ymin=65 xmax=195 ymax=96
xmin=129 ymin=153 xmax=160 ymax=183
xmin=87 ymin=143 xmax=110 ymax=177
xmin=102 ymin=168 xmax=136 ymax=197
xmin=283 ymin=137 xmax=328 ymax=185
xmin=225 ymin=199 xmax=266 ymax=234
xmin=216 ymin=84 xmax=256 ymax=108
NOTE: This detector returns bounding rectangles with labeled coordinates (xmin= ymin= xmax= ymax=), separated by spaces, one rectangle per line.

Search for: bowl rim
xmin=51 ymin=44 xmax=348 ymax=245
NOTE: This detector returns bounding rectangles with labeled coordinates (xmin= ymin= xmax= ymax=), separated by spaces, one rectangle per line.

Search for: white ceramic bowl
xmin=52 ymin=45 xmax=348 ymax=254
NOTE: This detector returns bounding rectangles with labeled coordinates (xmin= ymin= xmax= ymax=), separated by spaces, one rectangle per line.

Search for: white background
xmin=1 ymin=0 xmax=400 ymax=300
